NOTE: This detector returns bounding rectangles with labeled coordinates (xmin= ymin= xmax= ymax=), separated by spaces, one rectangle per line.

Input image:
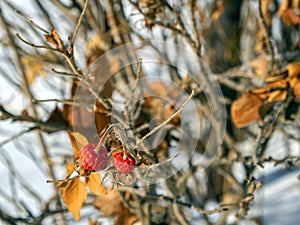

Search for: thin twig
xmin=16 ymin=33 xmax=59 ymax=51
xmin=51 ymin=68 xmax=82 ymax=78
xmin=15 ymin=10 xmax=48 ymax=34
xmin=135 ymin=89 xmax=195 ymax=147
xmin=70 ymin=0 xmax=89 ymax=46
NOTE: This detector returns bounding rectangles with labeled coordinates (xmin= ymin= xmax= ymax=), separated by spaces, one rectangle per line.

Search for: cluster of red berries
xmin=79 ymin=143 xmax=136 ymax=173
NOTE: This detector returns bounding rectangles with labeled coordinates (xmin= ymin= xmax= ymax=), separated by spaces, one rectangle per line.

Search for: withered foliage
xmin=0 ymin=0 xmax=299 ymax=225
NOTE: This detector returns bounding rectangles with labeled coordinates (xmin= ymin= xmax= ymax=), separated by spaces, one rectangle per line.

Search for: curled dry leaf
xmin=231 ymin=93 xmax=263 ymax=128
xmin=267 ymin=90 xmax=287 ymax=102
xmin=287 ymin=62 xmax=300 ymax=78
xmin=282 ymin=8 xmax=300 ymax=26
xmin=68 ymin=132 xmax=89 ymax=159
xmin=62 ymin=177 xmax=87 ymax=221
xmin=249 ymin=86 xmax=269 ymax=100
xmin=94 ymin=188 xmax=138 ymax=225
xmin=66 ymin=162 xmax=76 ymax=177
xmin=293 ymin=80 xmax=300 ymax=100
xmin=85 ymin=172 xmax=106 ymax=196
xmin=44 ymin=28 xmax=65 ymax=51
xmin=278 ymin=0 xmax=300 ymax=26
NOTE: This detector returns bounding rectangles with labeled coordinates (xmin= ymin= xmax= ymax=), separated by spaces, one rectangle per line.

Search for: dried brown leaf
xmin=289 ymin=77 xmax=298 ymax=87
xmin=44 ymin=28 xmax=65 ymax=50
xmin=94 ymin=188 xmax=121 ymax=216
xmin=267 ymin=90 xmax=287 ymax=102
xmin=211 ymin=0 xmax=224 ymax=21
xmin=94 ymin=188 xmax=138 ymax=225
xmin=287 ymin=62 xmax=300 ymax=78
xmin=293 ymin=80 xmax=300 ymax=100
xmin=62 ymin=177 xmax=87 ymax=221
xmin=280 ymin=8 xmax=300 ymax=26
xmin=45 ymin=34 xmax=58 ymax=47
xmin=66 ymin=162 xmax=76 ymax=176
xmin=231 ymin=93 xmax=263 ymax=128
xmin=86 ymin=172 xmax=106 ymax=196
xmin=249 ymin=87 xmax=268 ymax=95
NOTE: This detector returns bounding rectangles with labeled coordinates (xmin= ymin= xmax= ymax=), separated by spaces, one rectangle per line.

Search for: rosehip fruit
xmin=113 ymin=152 xmax=136 ymax=173
xmin=79 ymin=143 xmax=108 ymax=171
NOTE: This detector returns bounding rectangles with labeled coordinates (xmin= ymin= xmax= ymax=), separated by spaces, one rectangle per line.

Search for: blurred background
xmin=0 ymin=0 xmax=300 ymax=224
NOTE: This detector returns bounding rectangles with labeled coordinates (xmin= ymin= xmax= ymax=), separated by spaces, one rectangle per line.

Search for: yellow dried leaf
xmin=266 ymin=79 xmax=288 ymax=90
xmin=45 ymin=34 xmax=58 ymax=47
xmin=267 ymin=90 xmax=287 ymax=102
xmin=294 ymin=80 xmax=300 ymax=100
xmin=66 ymin=162 xmax=76 ymax=176
xmin=287 ymin=62 xmax=300 ymax=78
xmin=278 ymin=0 xmax=289 ymax=14
xmin=62 ymin=177 xmax=87 ymax=221
xmin=249 ymin=86 xmax=269 ymax=95
xmin=211 ymin=0 xmax=224 ymax=21
xmin=86 ymin=172 xmax=106 ymax=196
xmin=231 ymin=93 xmax=263 ymax=128
xmin=68 ymin=132 xmax=89 ymax=157
xmin=44 ymin=28 xmax=65 ymax=50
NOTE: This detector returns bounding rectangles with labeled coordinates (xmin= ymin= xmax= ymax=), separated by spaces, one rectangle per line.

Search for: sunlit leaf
xmin=287 ymin=62 xmax=300 ymax=78
xmin=85 ymin=172 xmax=106 ymax=196
xmin=44 ymin=28 xmax=65 ymax=50
xmin=267 ymin=90 xmax=287 ymax=102
xmin=68 ymin=132 xmax=89 ymax=159
xmin=293 ymin=80 xmax=300 ymax=100
xmin=62 ymin=177 xmax=87 ymax=221
xmin=66 ymin=162 xmax=76 ymax=176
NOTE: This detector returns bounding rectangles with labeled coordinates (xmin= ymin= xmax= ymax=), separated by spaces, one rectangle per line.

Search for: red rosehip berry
xmin=79 ymin=143 xmax=108 ymax=171
xmin=113 ymin=152 xmax=136 ymax=173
